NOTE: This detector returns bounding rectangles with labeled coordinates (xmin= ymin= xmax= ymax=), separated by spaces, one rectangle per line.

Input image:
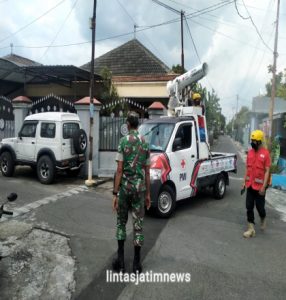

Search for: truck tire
xmin=37 ymin=155 xmax=55 ymax=184
xmin=0 ymin=151 xmax=15 ymax=177
xmin=213 ymin=173 xmax=226 ymax=199
xmin=156 ymin=185 xmax=176 ymax=218
xmin=73 ymin=129 xmax=87 ymax=154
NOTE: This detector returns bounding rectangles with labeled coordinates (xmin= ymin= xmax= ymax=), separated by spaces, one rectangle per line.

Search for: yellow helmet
xmin=250 ymin=130 xmax=264 ymax=141
xmin=192 ymin=93 xmax=201 ymax=101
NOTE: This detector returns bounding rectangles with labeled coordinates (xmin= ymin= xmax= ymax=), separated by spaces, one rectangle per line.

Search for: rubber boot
xmin=112 ymin=240 xmax=125 ymax=273
xmin=133 ymin=246 xmax=142 ymax=274
xmin=261 ymin=218 xmax=266 ymax=230
xmin=243 ymin=223 xmax=255 ymax=238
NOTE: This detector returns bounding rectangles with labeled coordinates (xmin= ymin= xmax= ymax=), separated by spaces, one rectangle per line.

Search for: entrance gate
xmin=0 ymin=96 xmax=14 ymax=141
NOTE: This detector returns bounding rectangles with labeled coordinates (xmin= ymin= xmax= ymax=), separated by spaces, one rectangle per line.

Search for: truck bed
xmin=197 ymin=152 xmax=237 ymax=178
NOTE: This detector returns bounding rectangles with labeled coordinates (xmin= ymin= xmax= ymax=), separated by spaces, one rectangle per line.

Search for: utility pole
xmin=134 ymin=24 xmax=137 ymax=39
xmin=85 ymin=0 xmax=97 ymax=187
xmin=268 ymin=0 xmax=280 ymax=151
xmin=180 ymin=10 xmax=184 ymax=73
xmin=152 ymin=0 xmax=184 ymax=73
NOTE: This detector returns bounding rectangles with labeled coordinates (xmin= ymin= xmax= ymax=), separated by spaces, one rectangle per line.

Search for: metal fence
xmin=99 ymin=116 xmax=145 ymax=151
xmin=0 ymin=96 xmax=14 ymax=141
xmin=0 ymin=120 xmax=14 ymax=141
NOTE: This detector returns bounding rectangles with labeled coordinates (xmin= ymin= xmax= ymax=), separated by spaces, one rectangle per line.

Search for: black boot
xmin=112 ymin=240 xmax=125 ymax=273
xmin=133 ymin=246 xmax=142 ymax=274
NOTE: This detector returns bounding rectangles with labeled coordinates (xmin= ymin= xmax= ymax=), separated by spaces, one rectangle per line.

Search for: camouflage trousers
xmin=116 ymin=189 xmax=145 ymax=247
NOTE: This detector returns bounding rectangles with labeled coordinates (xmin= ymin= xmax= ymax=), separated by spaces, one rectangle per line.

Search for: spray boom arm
xmin=167 ymin=63 xmax=208 ymax=109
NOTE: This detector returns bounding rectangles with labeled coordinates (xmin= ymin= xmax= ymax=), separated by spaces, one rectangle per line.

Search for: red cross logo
xmin=181 ymin=159 xmax=186 ymax=169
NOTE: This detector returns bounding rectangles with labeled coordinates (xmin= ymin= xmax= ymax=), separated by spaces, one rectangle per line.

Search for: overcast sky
xmin=0 ymin=0 xmax=285 ymax=121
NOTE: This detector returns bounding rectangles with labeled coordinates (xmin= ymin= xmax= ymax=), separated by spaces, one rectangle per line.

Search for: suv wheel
xmin=73 ymin=129 xmax=87 ymax=154
xmin=0 ymin=151 xmax=15 ymax=177
xmin=37 ymin=155 xmax=55 ymax=184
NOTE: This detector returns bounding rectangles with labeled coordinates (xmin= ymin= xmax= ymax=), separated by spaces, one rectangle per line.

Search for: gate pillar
xmin=148 ymin=101 xmax=166 ymax=119
xmin=12 ymin=96 xmax=32 ymax=136
xmin=75 ymin=97 xmax=102 ymax=177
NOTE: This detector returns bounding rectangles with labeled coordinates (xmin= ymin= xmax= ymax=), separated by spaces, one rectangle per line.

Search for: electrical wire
xmin=234 ymin=0 xmax=249 ymax=19
xmin=164 ymin=0 xmax=286 ymax=40
xmin=234 ymin=0 xmax=273 ymax=52
xmin=1 ymin=0 xmax=285 ymax=56
xmin=39 ymin=0 xmax=79 ymax=61
xmin=0 ymin=0 xmax=234 ymax=51
xmin=184 ymin=17 xmax=201 ymax=64
xmin=236 ymin=0 xmax=273 ymax=94
xmin=188 ymin=17 xmax=273 ymax=54
xmin=116 ymin=0 xmax=164 ymax=60
xmin=0 ymin=0 xmax=67 ymax=44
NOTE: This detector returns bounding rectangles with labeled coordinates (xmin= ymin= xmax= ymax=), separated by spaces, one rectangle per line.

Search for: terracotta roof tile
xmin=75 ymin=96 xmax=102 ymax=105
xmin=148 ymin=101 xmax=166 ymax=110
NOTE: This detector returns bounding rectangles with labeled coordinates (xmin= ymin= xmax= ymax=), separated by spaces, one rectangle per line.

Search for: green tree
xmin=100 ymin=67 xmax=119 ymax=103
xmin=265 ymin=65 xmax=286 ymax=99
xmin=100 ymin=67 xmax=129 ymax=116
xmin=171 ymin=64 xmax=186 ymax=74
xmin=277 ymin=69 xmax=286 ymax=99
xmin=232 ymin=106 xmax=250 ymax=143
xmin=205 ymin=89 xmax=223 ymax=137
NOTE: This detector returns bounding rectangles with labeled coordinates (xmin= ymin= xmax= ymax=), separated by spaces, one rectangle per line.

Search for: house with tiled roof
xmin=82 ymin=39 xmax=176 ymax=113
xmin=0 ymin=53 xmax=102 ymax=100
xmin=2 ymin=54 xmax=42 ymax=67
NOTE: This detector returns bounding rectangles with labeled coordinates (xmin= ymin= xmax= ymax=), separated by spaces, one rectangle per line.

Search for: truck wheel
xmin=73 ymin=129 xmax=87 ymax=154
xmin=0 ymin=151 xmax=15 ymax=177
xmin=37 ymin=155 xmax=55 ymax=184
xmin=213 ymin=174 xmax=226 ymax=199
xmin=156 ymin=185 xmax=176 ymax=218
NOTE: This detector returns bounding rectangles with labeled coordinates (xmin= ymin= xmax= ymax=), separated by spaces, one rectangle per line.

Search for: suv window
xmin=174 ymin=124 xmax=192 ymax=150
xmin=63 ymin=123 xmax=79 ymax=139
xmin=41 ymin=123 xmax=56 ymax=138
xmin=20 ymin=122 xmax=38 ymax=138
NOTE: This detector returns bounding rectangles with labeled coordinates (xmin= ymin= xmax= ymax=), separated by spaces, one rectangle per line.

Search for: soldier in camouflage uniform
xmin=112 ymin=111 xmax=151 ymax=273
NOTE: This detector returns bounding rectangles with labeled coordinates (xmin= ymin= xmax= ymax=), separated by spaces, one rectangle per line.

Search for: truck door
xmin=168 ymin=122 xmax=197 ymax=200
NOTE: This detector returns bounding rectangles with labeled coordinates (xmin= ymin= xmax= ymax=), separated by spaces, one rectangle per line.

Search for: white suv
xmin=0 ymin=112 xmax=87 ymax=184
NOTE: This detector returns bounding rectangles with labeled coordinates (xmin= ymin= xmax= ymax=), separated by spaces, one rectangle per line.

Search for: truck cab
xmin=138 ymin=107 xmax=237 ymax=217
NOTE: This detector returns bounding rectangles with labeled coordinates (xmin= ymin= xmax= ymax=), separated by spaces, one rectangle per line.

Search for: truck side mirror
xmin=173 ymin=137 xmax=182 ymax=151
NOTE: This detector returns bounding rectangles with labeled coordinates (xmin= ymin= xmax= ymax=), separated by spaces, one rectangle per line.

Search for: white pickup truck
xmin=138 ymin=106 xmax=237 ymax=217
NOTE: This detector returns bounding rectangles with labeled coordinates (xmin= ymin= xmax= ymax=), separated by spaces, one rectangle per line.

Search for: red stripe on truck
xmin=190 ymin=161 xmax=202 ymax=196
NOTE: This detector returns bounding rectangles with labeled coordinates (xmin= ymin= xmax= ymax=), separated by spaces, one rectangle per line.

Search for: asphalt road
xmin=1 ymin=135 xmax=286 ymax=300
xmin=0 ymin=166 xmax=86 ymax=208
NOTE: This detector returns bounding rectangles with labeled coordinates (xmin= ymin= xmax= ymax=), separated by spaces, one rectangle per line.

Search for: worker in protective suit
xmin=242 ymin=130 xmax=271 ymax=238
xmin=192 ymin=93 xmax=205 ymax=115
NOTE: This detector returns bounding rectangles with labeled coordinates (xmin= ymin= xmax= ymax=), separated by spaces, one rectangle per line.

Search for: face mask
xmin=251 ymin=141 xmax=260 ymax=151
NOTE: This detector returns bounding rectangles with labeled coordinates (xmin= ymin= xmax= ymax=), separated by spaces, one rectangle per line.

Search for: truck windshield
xmin=139 ymin=123 xmax=174 ymax=152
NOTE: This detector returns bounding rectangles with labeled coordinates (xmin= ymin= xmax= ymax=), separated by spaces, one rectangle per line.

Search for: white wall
xmin=98 ymin=152 xmax=117 ymax=177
